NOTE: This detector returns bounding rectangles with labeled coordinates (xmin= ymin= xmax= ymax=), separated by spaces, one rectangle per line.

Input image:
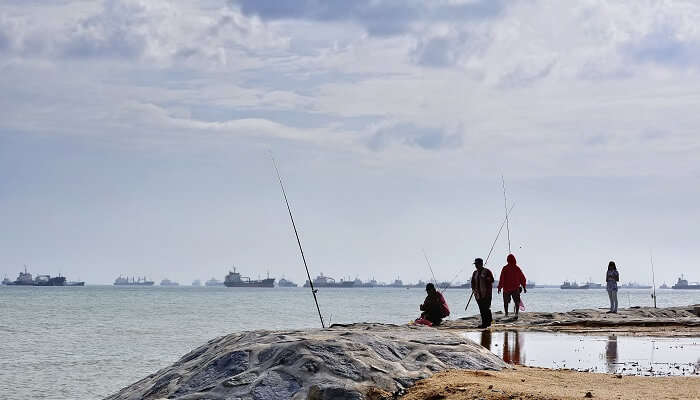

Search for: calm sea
xmin=1 ymin=286 xmax=698 ymax=400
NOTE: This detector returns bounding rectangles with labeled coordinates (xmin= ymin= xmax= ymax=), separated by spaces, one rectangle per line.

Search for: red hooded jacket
xmin=498 ymin=254 xmax=527 ymax=293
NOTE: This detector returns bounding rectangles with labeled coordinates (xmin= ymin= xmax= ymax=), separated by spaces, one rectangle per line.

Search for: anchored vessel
xmin=3 ymin=267 xmax=76 ymax=286
xmin=303 ymin=273 xmax=356 ymax=288
xmin=278 ymin=278 xmax=298 ymax=287
xmin=560 ymin=281 xmax=589 ymax=289
xmin=672 ymin=276 xmax=700 ymax=289
xmin=192 ymin=279 xmax=202 ymax=287
xmin=160 ymin=279 xmax=179 ymax=286
xmin=205 ymin=278 xmax=224 ymax=287
xmin=620 ymin=282 xmax=653 ymax=289
xmin=224 ymin=268 xmax=274 ymax=288
xmin=114 ymin=276 xmax=154 ymax=286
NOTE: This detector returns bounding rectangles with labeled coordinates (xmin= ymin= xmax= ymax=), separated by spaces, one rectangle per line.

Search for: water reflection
xmin=466 ymin=330 xmax=697 ymax=376
xmin=479 ymin=330 xmax=525 ymax=365
xmin=605 ymin=335 xmax=618 ymax=372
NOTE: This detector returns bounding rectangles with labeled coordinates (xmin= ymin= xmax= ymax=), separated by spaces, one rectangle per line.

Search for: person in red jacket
xmin=419 ymin=283 xmax=450 ymax=326
xmin=497 ymin=254 xmax=527 ymax=318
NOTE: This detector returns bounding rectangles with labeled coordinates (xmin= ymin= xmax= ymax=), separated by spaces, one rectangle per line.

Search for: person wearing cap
xmin=497 ymin=254 xmax=527 ymax=318
xmin=471 ymin=257 xmax=494 ymax=328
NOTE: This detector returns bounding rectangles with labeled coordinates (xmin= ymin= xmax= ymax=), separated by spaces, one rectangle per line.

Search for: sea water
xmin=1 ymin=286 xmax=699 ymax=400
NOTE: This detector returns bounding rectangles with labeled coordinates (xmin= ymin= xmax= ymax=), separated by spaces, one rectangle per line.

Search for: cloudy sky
xmin=1 ymin=0 xmax=698 ymax=286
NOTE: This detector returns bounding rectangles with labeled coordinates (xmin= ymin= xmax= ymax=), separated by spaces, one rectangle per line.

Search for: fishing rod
xmin=650 ymin=249 xmax=657 ymax=308
xmin=501 ymin=175 xmax=511 ymax=254
xmin=465 ymin=203 xmax=516 ymax=311
xmin=422 ymin=249 xmax=442 ymax=292
xmin=443 ymin=203 xmax=518 ymax=294
xmin=271 ymin=156 xmax=325 ymax=328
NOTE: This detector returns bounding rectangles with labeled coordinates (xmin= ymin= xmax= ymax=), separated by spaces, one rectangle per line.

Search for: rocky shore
xmin=106 ymin=305 xmax=700 ymax=399
xmin=105 ymin=323 xmax=505 ymax=400
xmin=447 ymin=304 xmax=700 ymax=336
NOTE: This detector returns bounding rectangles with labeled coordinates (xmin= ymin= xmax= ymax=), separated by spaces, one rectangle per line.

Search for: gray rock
xmin=104 ymin=323 xmax=506 ymax=400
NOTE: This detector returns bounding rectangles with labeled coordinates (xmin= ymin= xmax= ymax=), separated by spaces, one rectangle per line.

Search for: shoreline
xmin=105 ymin=304 xmax=700 ymax=399
xmin=444 ymin=304 xmax=700 ymax=337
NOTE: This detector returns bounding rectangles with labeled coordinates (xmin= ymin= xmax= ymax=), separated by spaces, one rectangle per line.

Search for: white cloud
xmin=2 ymin=0 xmax=700 ymax=177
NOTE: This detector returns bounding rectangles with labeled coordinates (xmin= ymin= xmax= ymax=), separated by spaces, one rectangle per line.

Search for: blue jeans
xmin=607 ymin=289 xmax=618 ymax=312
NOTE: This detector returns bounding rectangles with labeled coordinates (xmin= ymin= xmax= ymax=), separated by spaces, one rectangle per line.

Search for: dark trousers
xmin=476 ymin=297 xmax=493 ymax=326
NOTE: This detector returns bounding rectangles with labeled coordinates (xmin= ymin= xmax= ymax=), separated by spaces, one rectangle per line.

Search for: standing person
xmin=497 ymin=254 xmax=527 ymax=319
xmin=418 ymin=283 xmax=450 ymax=326
xmin=471 ymin=257 xmax=494 ymax=328
xmin=606 ymin=261 xmax=619 ymax=313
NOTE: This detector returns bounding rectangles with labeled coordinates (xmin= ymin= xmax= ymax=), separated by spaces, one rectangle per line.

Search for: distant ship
xmin=387 ymin=278 xmax=404 ymax=288
xmin=303 ymin=273 xmax=356 ymax=288
xmin=160 ymin=279 xmax=179 ymax=286
xmin=192 ymin=279 xmax=201 ymax=287
xmin=561 ymin=281 xmax=589 ymax=289
xmin=659 ymin=282 xmax=669 ymax=289
xmin=672 ymin=276 xmax=700 ymax=290
xmin=66 ymin=281 xmax=85 ymax=286
xmin=526 ymin=280 xmax=536 ymax=289
xmin=585 ymin=281 xmax=604 ymax=289
xmin=114 ymin=276 xmax=154 ymax=286
xmin=4 ymin=266 xmax=71 ymax=286
xmin=278 ymin=278 xmax=298 ymax=287
xmin=620 ymin=282 xmax=652 ymax=289
xmin=361 ymin=278 xmax=379 ymax=288
xmin=205 ymin=278 xmax=224 ymax=287
xmin=224 ymin=268 xmax=274 ymax=288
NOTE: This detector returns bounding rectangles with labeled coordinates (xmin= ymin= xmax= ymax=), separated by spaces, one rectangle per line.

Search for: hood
xmin=507 ymin=254 xmax=517 ymax=266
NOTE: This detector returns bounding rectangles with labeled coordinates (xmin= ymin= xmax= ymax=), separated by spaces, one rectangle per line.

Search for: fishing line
xmin=464 ymin=203 xmax=516 ymax=311
xmin=422 ymin=249 xmax=442 ymax=292
xmin=501 ymin=175 xmax=511 ymax=254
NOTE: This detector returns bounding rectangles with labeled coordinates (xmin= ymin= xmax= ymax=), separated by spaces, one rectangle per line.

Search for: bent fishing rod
xmin=465 ymin=203 xmax=516 ymax=311
xmin=271 ymin=156 xmax=325 ymax=328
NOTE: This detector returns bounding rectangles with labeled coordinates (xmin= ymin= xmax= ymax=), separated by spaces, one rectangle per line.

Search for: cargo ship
xmin=278 ymin=278 xmax=298 ymax=287
xmin=620 ymin=282 xmax=653 ymax=289
xmin=560 ymin=281 xmax=589 ymax=289
xmin=192 ymin=279 xmax=201 ymax=287
xmin=205 ymin=278 xmax=224 ymax=287
xmin=303 ymin=273 xmax=356 ymax=288
xmin=4 ymin=266 xmax=74 ymax=286
xmin=672 ymin=276 xmax=700 ymax=289
xmin=114 ymin=276 xmax=154 ymax=286
xmin=160 ymin=279 xmax=179 ymax=286
xmin=224 ymin=268 xmax=275 ymax=288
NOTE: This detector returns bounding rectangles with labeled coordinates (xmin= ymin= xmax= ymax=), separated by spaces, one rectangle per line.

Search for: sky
xmin=1 ymin=0 xmax=699 ymax=286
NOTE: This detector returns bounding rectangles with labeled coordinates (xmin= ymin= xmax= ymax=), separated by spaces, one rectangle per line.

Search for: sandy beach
xmin=402 ymin=367 xmax=700 ymax=400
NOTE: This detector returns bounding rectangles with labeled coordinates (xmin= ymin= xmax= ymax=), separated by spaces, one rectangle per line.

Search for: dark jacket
xmin=420 ymin=291 xmax=450 ymax=324
xmin=471 ymin=267 xmax=494 ymax=300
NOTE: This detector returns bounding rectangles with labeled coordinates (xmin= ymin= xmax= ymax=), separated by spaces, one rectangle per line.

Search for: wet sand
xmin=401 ymin=367 xmax=700 ymax=400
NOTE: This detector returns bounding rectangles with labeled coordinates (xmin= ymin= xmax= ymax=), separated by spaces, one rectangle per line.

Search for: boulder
xmin=105 ymin=323 xmax=506 ymax=400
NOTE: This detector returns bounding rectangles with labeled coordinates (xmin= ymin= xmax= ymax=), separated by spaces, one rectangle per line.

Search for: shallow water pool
xmin=462 ymin=330 xmax=700 ymax=376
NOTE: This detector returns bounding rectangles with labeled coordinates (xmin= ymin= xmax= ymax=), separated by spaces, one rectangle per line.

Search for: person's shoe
xmin=605 ymin=311 xmax=613 ymax=314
